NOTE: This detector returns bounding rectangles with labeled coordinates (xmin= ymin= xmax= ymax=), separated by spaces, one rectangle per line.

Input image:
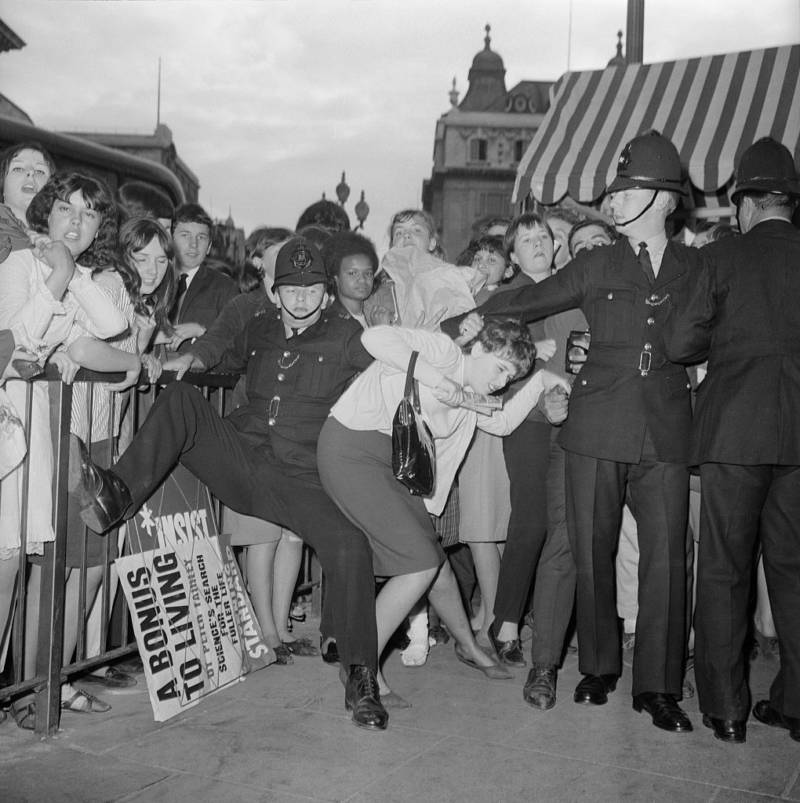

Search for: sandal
xmin=61 ymin=689 xmax=111 ymax=713
xmin=11 ymin=700 xmax=36 ymax=731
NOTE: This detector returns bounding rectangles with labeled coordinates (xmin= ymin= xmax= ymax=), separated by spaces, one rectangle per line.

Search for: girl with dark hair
xmin=0 ymin=142 xmax=56 ymax=253
xmin=0 ymin=171 xmax=127 ymax=726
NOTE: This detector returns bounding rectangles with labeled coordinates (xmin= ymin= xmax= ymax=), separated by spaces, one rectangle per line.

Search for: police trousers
xmin=113 ymin=382 xmax=378 ymax=672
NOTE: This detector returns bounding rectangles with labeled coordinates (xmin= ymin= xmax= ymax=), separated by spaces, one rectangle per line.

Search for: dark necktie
xmin=171 ymin=273 xmax=188 ymax=321
xmin=638 ymin=242 xmax=656 ymax=284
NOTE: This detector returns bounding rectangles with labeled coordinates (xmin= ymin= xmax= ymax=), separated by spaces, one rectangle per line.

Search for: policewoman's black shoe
xmin=72 ymin=436 xmax=132 ymax=533
xmin=344 ymin=665 xmax=388 ymax=731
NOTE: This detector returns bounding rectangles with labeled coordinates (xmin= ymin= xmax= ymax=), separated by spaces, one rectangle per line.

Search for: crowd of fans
xmin=0 ymin=131 xmax=797 ymax=744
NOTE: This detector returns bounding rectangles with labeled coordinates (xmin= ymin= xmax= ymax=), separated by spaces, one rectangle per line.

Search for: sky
xmin=2 ymin=0 xmax=798 ymax=252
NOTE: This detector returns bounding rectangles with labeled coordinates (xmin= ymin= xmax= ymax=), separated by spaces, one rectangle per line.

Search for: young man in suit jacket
xmin=443 ymin=132 xmax=705 ymax=733
xmin=666 ymin=138 xmax=800 ymax=744
xmin=169 ymin=203 xmax=238 ymax=353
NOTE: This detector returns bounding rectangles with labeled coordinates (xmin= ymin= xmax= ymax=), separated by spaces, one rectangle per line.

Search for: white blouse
xmin=330 ymin=326 xmax=545 ymax=515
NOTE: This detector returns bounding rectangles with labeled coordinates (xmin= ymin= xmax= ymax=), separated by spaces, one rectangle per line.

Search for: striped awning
xmin=513 ymin=45 xmax=800 ymax=205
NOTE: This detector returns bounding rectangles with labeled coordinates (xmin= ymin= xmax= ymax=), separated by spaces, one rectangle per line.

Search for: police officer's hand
xmin=162 ymin=353 xmax=197 ymax=380
xmin=168 ymin=322 xmax=205 ymax=351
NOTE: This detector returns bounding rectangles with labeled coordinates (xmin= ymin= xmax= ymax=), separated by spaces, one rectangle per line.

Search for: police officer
xmin=444 ymin=132 xmax=705 ymax=733
xmin=75 ymin=236 xmax=388 ymax=731
xmin=666 ymin=138 xmax=800 ymax=744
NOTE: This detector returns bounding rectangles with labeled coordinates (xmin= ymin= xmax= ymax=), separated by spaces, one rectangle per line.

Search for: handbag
xmin=391 ymin=351 xmax=436 ymax=496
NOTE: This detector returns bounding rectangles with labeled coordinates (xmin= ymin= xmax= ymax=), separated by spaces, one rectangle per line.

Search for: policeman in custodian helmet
xmin=444 ymin=131 xmax=705 ymax=733
xmin=666 ymin=137 xmax=800 ymax=745
xmin=74 ymin=232 xmax=390 ymax=732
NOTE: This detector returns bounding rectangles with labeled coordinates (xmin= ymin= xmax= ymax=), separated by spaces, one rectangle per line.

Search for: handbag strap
xmin=404 ymin=351 xmax=421 ymax=413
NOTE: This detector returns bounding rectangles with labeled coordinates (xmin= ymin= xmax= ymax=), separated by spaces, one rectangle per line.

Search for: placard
xmin=117 ymin=534 xmax=275 ymax=722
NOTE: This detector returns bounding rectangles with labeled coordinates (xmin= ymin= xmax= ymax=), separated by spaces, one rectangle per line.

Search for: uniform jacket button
xmin=647 ymin=317 xmax=655 ymax=325
xmin=317 ymin=355 xmax=324 ymax=362
xmin=277 ymin=372 xmax=285 ymax=381
xmin=644 ymin=342 xmax=652 ymax=351
xmin=580 ymin=379 xmax=587 ymax=386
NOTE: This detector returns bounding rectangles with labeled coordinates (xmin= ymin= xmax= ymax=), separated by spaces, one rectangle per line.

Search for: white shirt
xmin=330 ymin=327 xmax=546 ymax=515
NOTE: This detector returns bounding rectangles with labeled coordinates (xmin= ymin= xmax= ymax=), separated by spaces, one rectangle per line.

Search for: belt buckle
xmin=268 ymin=395 xmax=280 ymax=425
xmin=638 ymin=351 xmax=652 ymax=376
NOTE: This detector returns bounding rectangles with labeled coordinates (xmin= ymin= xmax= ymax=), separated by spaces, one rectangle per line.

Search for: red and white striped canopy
xmin=513 ymin=45 xmax=800 ymax=206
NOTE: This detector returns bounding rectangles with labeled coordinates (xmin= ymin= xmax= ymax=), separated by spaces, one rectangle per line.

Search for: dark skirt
xmin=317 ymin=417 xmax=444 ymax=577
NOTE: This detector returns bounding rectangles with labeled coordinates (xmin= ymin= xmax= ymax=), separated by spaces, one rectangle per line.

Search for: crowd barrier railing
xmin=0 ymin=367 xmax=320 ymax=736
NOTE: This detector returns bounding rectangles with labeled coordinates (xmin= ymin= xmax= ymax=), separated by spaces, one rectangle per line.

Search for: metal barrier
xmin=0 ymin=367 xmax=320 ymax=736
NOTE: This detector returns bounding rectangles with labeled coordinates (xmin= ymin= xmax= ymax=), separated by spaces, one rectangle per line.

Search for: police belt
xmin=265 ymin=396 xmax=328 ymax=426
xmin=586 ymin=345 xmax=671 ymax=377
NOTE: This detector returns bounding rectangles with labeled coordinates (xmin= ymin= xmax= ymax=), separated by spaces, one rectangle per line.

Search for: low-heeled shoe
xmin=492 ymin=635 xmax=526 ymax=668
xmin=574 ymin=674 xmax=617 ymax=705
xmin=344 ymin=665 xmax=388 ymax=731
xmin=320 ymin=638 xmax=340 ymax=665
xmin=454 ymin=643 xmax=512 ymax=680
xmin=702 ymin=714 xmax=746 ymax=743
xmin=633 ymin=692 xmax=693 ymax=733
xmin=523 ymin=664 xmax=557 ymax=710
xmin=752 ymin=700 xmax=800 ymax=742
xmin=73 ymin=437 xmax=132 ymax=533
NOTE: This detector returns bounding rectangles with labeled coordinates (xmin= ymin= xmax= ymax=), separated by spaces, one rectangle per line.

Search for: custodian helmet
xmin=606 ymin=131 xmax=687 ymax=195
xmin=730 ymin=137 xmax=800 ymax=204
xmin=271 ymin=236 xmax=327 ymax=292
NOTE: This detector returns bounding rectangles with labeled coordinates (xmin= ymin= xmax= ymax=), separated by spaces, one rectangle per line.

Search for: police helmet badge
xmin=290 ymin=244 xmax=313 ymax=274
xmin=618 ymin=143 xmax=632 ymax=173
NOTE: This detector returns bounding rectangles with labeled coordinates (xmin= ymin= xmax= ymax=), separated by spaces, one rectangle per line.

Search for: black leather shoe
xmin=574 ymin=674 xmax=617 ymax=705
xmin=633 ymin=692 xmax=693 ymax=733
xmin=320 ymin=637 xmax=340 ymax=665
xmin=492 ymin=635 xmax=526 ymax=668
xmin=72 ymin=437 xmax=132 ymax=533
xmin=344 ymin=665 xmax=388 ymax=731
xmin=523 ymin=664 xmax=557 ymax=710
xmin=702 ymin=714 xmax=746 ymax=743
xmin=752 ymin=700 xmax=800 ymax=742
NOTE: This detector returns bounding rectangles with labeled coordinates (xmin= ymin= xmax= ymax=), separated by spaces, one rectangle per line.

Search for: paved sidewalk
xmin=2 ymin=622 xmax=798 ymax=802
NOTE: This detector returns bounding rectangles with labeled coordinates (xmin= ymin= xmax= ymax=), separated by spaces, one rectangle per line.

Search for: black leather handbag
xmin=391 ymin=351 xmax=436 ymax=496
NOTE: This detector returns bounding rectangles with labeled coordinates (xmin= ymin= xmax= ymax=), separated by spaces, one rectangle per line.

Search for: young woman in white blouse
xmin=0 ymin=171 xmax=126 ymax=727
xmin=317 ymin=319 xmax=570 ymax=704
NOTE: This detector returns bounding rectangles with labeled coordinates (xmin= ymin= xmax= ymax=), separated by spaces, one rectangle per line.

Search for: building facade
xmin=422 ymin=26 xmax=553 ymax=259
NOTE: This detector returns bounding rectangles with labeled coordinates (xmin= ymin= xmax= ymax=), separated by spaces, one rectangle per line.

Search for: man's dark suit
xmin=665 ymin=218 xmax=800 ymax=722
xmin=443 ymin=238 xmax=705 ymax=696
xmin=174 ymin=264 xmax=238 ymax=352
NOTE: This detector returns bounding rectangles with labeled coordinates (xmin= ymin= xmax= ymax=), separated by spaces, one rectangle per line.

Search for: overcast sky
xmin=3 ymin=0 xmax=798 ymax=252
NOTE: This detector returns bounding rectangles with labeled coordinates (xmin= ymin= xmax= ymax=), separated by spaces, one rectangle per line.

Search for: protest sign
xmin=126 ymin=464 xmax=218 ymax=554
xmin=117 ymin=534 xmax=275 ymax=722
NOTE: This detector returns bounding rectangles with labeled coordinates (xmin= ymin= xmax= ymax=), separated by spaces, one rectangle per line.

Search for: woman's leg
xmin=274 ymin=531 xmax=304 ymax=643
xmin=62 ymin=565 xmax=104 ymax=664
xmin=428 ymin=559 xmax=497 ymax=668
xmin=375 ymin=568 xmax=437 ymax=691
xmin=244 ymin=542 xmax=281 ymax=648
xmin=0 ymin=558 xmax=18 ymax=652
xmin=467 ymin=541 xmax=502 ymax=642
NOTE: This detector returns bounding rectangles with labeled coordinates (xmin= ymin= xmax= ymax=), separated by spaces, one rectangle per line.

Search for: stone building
xmin=422 ymin=25 xmax=553 ymax=259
